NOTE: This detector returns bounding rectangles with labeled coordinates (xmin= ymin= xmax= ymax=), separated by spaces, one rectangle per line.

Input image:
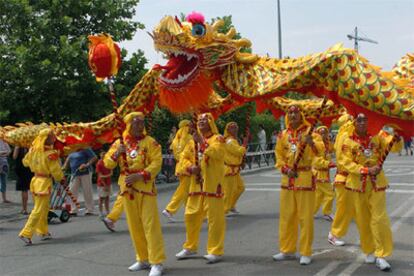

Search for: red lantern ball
xmin=88 ymin=39 xmax=121 ymax=79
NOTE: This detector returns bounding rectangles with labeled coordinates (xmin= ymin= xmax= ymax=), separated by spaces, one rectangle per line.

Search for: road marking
xmin=389 ymin=195 xmax=414 ymax=217
xmin=256 ymin=164 xmax=414 ymax=178
xmin=245 ymin=188 xmax=414 ymax=194
xmin=314 ymin=260 xmax=342 ymax=276
xmin=313 ymin=248 xmax=335 ymax=256
xmin=336 ymin=196 xmax=414 ymax=275
xmin=245 ymin=188 xmax=281 ymax=192
xmin=391 ymin=203 xmax=414 ymax=232
xmin=245 ymin=183 xmax=413 ymax=187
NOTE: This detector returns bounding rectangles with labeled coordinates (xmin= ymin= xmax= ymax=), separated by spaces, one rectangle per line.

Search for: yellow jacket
xmin=170 ymin=130 xmax=192 ymax=161
xmin=339 ymin=131 xmax=402 ymax=192
xmin=224 ymin=136 xmax=246 ymax=176
xmin=23 ymin=146 xmax=64 ymax=195
xmin=313 ymin=140 xmax=334 ymax=183
xmin=201 ymin=134 xmax=225 ymax=194
xmin=177 ymin=139 xmax=199 ymax=194
xmin=179 ymin=134 xmax=225 ymax=195
xmin=333 ymin=120 xmax=354 ymax=185
xmin=104 ymin=135 xmax=162 ymax=195
xmin=275 ymin=124 xmax=324 ymax=190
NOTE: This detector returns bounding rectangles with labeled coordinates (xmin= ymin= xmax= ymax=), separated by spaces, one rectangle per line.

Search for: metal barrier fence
xmin=159 ymin=142 xmax=276 ymax=183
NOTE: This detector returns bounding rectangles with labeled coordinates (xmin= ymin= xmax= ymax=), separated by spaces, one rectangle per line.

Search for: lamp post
xmin=277 ymin=0 xmax=282 ymax=59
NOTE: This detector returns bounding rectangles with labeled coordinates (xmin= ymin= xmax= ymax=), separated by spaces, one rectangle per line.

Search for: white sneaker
xmin=203 ymin=254 xmax=222 ymax=264
xmin=272 ymin=252 xmax=296 ymax=261
xmin=162 ymin=209 xmax=175 ymax=222
xmin=376 ymin=258 xmax=391 ymax=271
xmin=149 ymin=264 xmax=164 ymax=276
xmin=300 ymin=256 xmax=312 ymax=265
xmin=328 ymin=232 xmax=345 ymax=246
xmin=365 ymin=254 xmax=376 ymax=264
xmin=175 ymin=249 xmax=197 ymax=260
xmin=40 ymin=233 xmax=52 ymax=241
xmin=19 ymin=235 xmax=32 ymax=246
xmin=229 ymin=208 xmax=240 ymax=214
xmin=128 ymin=261 xmax=150 ymax=271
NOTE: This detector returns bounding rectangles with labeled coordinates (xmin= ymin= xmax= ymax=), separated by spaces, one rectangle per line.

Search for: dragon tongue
xmin=163 ymin=54 xmax=197 ymax=80
xmin=164 ymin=55 xmax=184 ymax=79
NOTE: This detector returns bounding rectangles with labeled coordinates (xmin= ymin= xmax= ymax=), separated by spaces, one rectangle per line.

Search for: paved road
xmin=0 ymin=154 xmax=413 ymax=275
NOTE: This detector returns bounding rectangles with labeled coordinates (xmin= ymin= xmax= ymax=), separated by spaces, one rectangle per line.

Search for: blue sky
xmin=120 ymin=0 xmax=413 ymax=70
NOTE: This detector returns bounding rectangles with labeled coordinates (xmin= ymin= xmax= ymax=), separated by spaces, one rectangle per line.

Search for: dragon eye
xmin=191 ymin=23 xmax=206 ymax=37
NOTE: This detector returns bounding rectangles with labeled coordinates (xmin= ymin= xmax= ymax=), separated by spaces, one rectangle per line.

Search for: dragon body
xmin=1 ymin=13 xmax=413 ymax=152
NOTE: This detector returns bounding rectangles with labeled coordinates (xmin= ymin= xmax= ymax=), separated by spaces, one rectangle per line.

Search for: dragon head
xmin=151 ymin=12 xmax=257 ymax=113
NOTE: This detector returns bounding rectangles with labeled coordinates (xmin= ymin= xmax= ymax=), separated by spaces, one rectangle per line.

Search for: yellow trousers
xmin=223 ymin=174 xmax=245 ymax=213
xmin=123 ymin=193 xmax=166 ymax=264
xmin=330 ymin=185 xmax=353 ymax=237
xmin=20 ymin=195 xmax=49 ymax=238
xmin=107 ymin=194 xmax=124 ymax=222
xmin=183 ymin=195 xmax=226 ymax=255
xmin=165 ymin=176 xmax=190 ymax=214
xmin=279 ymin=189 xmax=315 ymax=257
xmin=348 ymin=185 xmax=393 ymax=258
xmin=314 ymin=182 xmax=334 ymax=215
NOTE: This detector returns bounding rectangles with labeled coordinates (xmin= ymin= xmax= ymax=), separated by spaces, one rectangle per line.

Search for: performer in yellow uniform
xmin=102 ymin=193 xmax=123 ymax=232
xmin=272 ymin=105 xmax=324 ymax=265
xmin=223 ymin=122 xmax=246 ymax=214
xmin=338 ymin=113 xmax=402 ymax=271
xmin=19 ymin=128 xmax=64 ymax=245
xmin=162 ymin=120 xmax=192 ymax=221
xmin=328 ymin=114 xmax=354 ymax=246
xmin=313 ymin=126 xmax=335 ymax=221
xmin=104 ymin=112 xmax=165 ymax=276
xmin=175 ymin=113 xmax=226 ymax=264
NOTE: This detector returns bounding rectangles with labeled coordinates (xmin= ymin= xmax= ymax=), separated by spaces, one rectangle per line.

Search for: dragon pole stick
xmin=241 ymin=104 xmax=253 ymax=168
xmin=63 ymin=184 xmax=81 ymax=210
xmin=292 ymin=96 xmax=328 ymax=173
xmin=192 ymin=112 xmax=203 ymax=186
xmin=378 ymin=133 xmax=400 ymax=168
xmin=243 ymin=104 xmax=253 ymax=147
xmin=146 ymin=112 xmax=153 ymax=135
xmin=107 ymin=78 xmax=133 ymax=199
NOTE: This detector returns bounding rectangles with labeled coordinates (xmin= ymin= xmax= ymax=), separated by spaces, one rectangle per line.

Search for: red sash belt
xmin=287 ymin=166 xmax=313 ymax=188
xmin=188 ymin=191 xmax=224 ymax=198
xmin=281 ymin=185 xmax=315 ymax=191
xmin=120 ymin=169 xmax=156 ymax=197
xmin=346 ymin=174 xmax=388 ymax=193
xmin=121 ymin=187 xmax=157 ymax=197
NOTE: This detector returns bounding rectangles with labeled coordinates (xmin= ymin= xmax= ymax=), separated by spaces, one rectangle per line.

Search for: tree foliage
xmin=0 ymin=0 xmax=145 ymax=124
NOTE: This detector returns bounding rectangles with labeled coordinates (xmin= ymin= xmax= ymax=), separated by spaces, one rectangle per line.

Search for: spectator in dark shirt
xmin=13 ymin=146 xmax=33 ymax=214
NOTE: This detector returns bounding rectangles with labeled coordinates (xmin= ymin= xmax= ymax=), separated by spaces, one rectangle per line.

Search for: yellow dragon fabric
xmin=1 ymin=12 xmax=413 ymax=152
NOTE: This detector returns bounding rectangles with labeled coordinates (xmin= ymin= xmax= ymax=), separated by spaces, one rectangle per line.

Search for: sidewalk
xmin=0 ymin=164 xmax=273 ymax=224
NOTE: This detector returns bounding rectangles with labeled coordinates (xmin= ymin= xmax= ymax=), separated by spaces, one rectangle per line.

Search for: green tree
xmin=0 ymin=0 xmax=145 ymax=124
